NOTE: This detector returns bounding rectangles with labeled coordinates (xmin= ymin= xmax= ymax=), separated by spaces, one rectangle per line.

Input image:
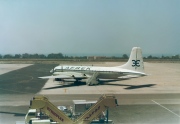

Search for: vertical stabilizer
xmin=119 ymin=47 xmax=144 ymax=73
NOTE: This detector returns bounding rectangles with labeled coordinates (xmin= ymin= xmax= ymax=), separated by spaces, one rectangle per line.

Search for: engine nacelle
xmin=55 ymin=78 xmax=62 ymax=81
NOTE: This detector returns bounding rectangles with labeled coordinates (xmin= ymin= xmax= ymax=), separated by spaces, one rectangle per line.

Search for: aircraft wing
xmin=38 ymin=75 xmax=73 ymax=79
xmin=39 ymin=72 xmax=90 ymax=79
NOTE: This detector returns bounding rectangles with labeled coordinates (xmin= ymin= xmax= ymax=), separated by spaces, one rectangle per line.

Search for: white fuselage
xmin=53 ymin=65 xmax=137 ymax=79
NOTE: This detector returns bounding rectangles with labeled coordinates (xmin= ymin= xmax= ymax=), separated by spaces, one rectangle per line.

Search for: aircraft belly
xmin=98 ymin=73 xmax=121 ymax=79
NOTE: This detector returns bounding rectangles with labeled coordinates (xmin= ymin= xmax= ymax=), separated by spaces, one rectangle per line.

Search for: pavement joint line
xmin=151 ymin=100 xmax=180 ymax=118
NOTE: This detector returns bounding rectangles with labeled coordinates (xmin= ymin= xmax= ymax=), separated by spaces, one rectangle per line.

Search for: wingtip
xmin=38 ymin=77 xmax=46 ymax=79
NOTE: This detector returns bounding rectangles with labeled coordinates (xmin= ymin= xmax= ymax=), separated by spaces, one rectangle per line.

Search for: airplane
xmin=39 ymin=47 xmax=147 ymax=86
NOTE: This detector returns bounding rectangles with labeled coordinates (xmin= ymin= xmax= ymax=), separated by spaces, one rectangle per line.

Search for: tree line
xmin=0 ymin=53 xmax=179 ymax=59
xmin=0 ymin=53 xmax=64 ymax=59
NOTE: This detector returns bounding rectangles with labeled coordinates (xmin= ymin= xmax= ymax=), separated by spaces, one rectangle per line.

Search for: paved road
xmin=1 ymin=94 xmax=180 ymax=124
xmin=0 ymin=63 xmax=180 ymax=124
xmin=0 ymin=64 xmax=58 ymax=94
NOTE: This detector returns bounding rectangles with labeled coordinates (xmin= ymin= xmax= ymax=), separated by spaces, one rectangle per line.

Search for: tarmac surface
xmin=0 ymin=62 xmax=180 ymax=124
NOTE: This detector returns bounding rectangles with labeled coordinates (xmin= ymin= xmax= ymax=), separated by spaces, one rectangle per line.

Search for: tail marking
xmin=132 ymin=60 xmax=140 ymax=67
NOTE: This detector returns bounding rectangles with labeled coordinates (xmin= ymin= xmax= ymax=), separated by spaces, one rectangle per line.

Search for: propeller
xmin=50 ymin=68 xmax=54 ymax=73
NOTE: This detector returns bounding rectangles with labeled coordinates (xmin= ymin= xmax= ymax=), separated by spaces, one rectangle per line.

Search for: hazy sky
xmin=0 ymin=0 xmax=180 ymax=56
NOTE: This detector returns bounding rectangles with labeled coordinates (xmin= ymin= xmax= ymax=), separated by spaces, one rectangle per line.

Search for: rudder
xmin=119 ymin=47 xmax=144 ymax=73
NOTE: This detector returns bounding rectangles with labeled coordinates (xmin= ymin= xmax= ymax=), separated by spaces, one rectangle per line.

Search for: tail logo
xmin=132 ymin=60 xmax=140 ymax=67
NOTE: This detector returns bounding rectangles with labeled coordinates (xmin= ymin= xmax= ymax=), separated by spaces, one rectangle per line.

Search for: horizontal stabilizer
xmin=118 ymin=75 xmax=140 ymax=79
xmin=38 ymin=75 xmax=73 ymax=79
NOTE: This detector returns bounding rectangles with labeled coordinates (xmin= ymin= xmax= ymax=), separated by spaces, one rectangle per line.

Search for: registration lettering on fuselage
xmin=64 ymin=66 xmax=91 ymax=70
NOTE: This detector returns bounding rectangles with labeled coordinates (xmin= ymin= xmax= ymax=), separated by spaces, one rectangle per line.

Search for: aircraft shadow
xmin=0 ymin=111 xmax=26 ymax=116
xmin=44 ymin=79 xmax=155 ymax=90
xmin=124 ymin=84 xmax=156 ymax=90
xmin=44 ymin=82 xmax=86 ymax=90
xmin=44 ymin=79 xmax=126 ymax=90
xmin=102 ymin=83 xmax=156 ymax=90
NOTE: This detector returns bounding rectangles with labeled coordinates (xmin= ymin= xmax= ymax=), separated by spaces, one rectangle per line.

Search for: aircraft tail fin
xmin=119 ymin=47 xmax=144 ymax=73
